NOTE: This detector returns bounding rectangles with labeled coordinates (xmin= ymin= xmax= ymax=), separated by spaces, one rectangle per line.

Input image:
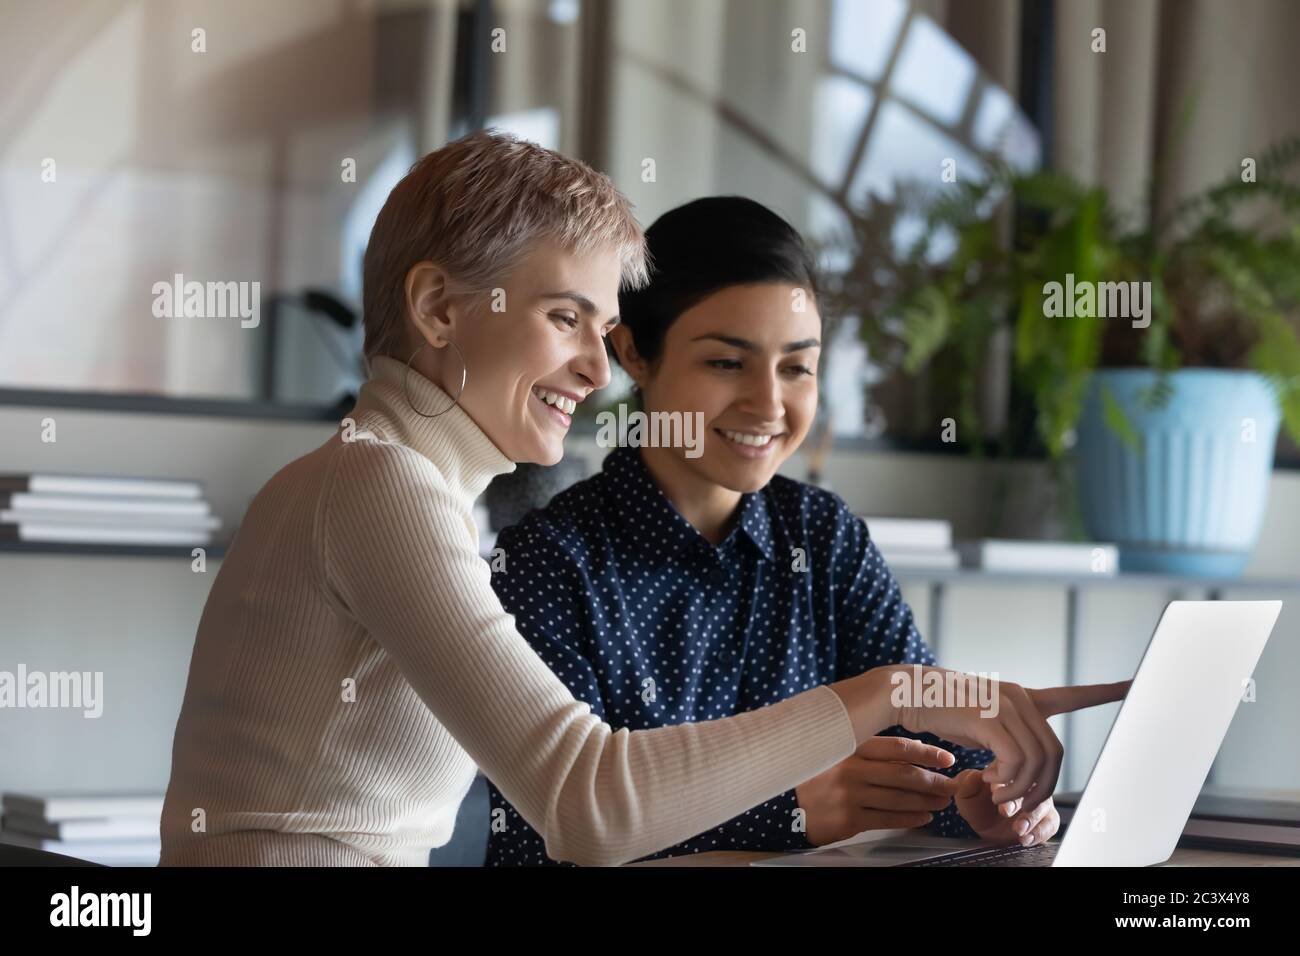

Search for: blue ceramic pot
xmin=1075 ymin=369 xmax=1280 ymax=577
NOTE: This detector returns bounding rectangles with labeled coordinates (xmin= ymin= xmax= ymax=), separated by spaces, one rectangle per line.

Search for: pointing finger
xmin=1025 ymin=680 xmax=1131 ymax=718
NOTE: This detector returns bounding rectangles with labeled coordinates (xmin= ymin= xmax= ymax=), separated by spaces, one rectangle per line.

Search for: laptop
xmin=757 ymin=600 xmax=1282 ymax=867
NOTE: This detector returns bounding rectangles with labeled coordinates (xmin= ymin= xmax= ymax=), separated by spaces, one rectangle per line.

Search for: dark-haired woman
xmin=483 ymin=196 xmax=1123 ymax=865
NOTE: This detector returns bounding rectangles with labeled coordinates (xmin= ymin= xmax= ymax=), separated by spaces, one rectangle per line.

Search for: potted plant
xmin=826 ymin=136 xmax=1300 ymax=575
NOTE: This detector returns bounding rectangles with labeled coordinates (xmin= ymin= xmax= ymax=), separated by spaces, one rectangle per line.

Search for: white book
xmin=1 ymin=524 xmax=212 ymax=546
xmin=2 ymin=814 xmax=160 ymax=841
xmin=3 ymin=792 xmax=164 ymax=822
xmin=878 ymin=547 xmax=961 ymax=571
xmin=0 ymin=493 xmax=209 ymax=517
xmin=0 ymin=473 xmax=202 ymax=499
xmin=862 ymin=517 xmax=953 ymax=551
xmin=958 ymin=539 xmax=1119 ymax=575
xmin=1 ymin=509 xmax=221 ymax=530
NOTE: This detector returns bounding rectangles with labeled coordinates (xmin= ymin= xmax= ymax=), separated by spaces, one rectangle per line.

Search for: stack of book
xmin=957 ymin=539 xmax=1119 ymax=576
xmin=0 ymin=472 xmax=219 ymax=548
xmin=862 ymin=516 xmax=1121 ymax=577
xmin=862 ymin=516 xmax=959 ymax=570
xmin=0 ymin=792 xmax=163 ymax=865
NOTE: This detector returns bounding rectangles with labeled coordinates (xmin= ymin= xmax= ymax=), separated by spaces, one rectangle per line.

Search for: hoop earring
xmin=404 ymin=339 xmax=467 ymax=418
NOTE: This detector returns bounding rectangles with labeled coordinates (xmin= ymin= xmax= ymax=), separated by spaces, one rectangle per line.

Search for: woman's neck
xmin=637 ymin=445 xmax=742 ymax=546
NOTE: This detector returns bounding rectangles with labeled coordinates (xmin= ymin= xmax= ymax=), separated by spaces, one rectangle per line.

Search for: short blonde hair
xmin=362 ymin=129 xmax=649 ymax=361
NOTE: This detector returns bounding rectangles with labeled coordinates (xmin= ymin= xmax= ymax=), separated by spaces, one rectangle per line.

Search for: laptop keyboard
xmin=901 ymin=841 xmax=1061 ymax=867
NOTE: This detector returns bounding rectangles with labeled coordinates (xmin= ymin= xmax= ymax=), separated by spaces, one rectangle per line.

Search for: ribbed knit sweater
xmin=158 ymin=356 xmax=857 ymax=866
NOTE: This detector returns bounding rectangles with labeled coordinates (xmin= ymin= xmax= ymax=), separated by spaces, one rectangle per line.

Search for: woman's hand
xmin=835 ymin=665 xmax=1130 ymax=814
xmin=952 ymin=768 xmax=1060 ymax=846
xmin=795 ymin=736 xmax=959 ymax=846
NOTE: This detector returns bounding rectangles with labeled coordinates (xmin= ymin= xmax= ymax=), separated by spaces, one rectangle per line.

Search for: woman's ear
xmin=608 ymin=324 xmax=649 ymax=389
xmin=404 ymin=261 xmax=455 ymax=350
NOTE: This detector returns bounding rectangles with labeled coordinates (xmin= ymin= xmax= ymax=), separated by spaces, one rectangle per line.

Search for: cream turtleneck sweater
xmin=159 ymin=356 xmax=857 ymax=866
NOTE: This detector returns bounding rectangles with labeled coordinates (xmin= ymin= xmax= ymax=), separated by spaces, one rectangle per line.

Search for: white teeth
xmin=720 ymin=429 xmax=774 ymax=447
xmin=533 ymin=387 xmax=576 ymax=415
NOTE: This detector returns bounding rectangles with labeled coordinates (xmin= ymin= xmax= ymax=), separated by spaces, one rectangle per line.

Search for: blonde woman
xmin=159 ymin=131 xmax=1126 ymax=866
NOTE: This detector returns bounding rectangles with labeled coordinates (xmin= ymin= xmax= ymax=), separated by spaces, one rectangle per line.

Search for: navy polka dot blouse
xmin=484 ymin=445 xmax=992 ymax=866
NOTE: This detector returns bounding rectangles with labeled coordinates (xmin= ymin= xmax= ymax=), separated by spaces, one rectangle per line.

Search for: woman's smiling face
xmin=612 ymin=282 xmax=821 ymax=493
xmin=408 ymin=242 xmax=624 ymax=465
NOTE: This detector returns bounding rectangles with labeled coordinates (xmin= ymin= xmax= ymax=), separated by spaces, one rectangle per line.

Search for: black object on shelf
xmin=261 ymin=288 xmax=364 ymax=405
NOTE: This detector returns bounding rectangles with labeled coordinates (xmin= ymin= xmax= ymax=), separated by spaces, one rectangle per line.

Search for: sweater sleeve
xmin=319 ymin=439 xmax=858 ymax=866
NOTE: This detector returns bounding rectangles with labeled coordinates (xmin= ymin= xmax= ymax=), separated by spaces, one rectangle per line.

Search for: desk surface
xmin=635 ymin=789 xmax=1300 ymax=867
xmin=632 ymin=846 xmax=1300 ymax=867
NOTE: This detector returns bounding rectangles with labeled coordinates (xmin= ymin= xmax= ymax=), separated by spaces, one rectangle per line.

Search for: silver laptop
xmin=758 ymin=600 xmax=1282 ymax=867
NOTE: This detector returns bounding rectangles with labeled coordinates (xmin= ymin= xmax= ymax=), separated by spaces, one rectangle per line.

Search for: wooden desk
xmin=631 ymin=788 xmax=1300 ymax=866
xmin=632 ymin=845 xmax=1300 ymax=867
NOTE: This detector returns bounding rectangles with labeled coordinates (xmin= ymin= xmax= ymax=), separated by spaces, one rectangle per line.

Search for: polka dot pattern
xmin=484 ymin=446 xmax=992 ymax=866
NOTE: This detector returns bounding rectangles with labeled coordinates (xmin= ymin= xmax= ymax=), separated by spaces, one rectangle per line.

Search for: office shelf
xmin=892 ymin=567 xmax=1300 ymax=592
xmin=0 ymin=540 xmax=228 ymax=559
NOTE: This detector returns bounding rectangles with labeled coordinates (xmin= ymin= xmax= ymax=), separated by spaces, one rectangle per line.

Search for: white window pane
xmin=484 ymin=107 xmax=561 ymax=150
xmin=891 ymin=15 xmax=976 ymax=127
xmin=829 ymin=0 xmax=908 ymax=82
xmin=849 ymin=100 xmax=985 ymax=206
xmin=973 ymin=88 xmax=1042 ymax=171
xmin=548 ymin=0 xmax=580 ymax=25
xmin=973 ymin=83 xmax=1015 ymax=152
xmin=823 ymin=315 xmax=870 ymax=436
xmin=999 ymin=113 xmax=1043 ymax=172
xmin=892 ymin=212 xmax=958 ymax=263
xmin=811 ymin=76 xmax=874 ymax=190
xmin=808 ymin=192 xmax=853 ymax=269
